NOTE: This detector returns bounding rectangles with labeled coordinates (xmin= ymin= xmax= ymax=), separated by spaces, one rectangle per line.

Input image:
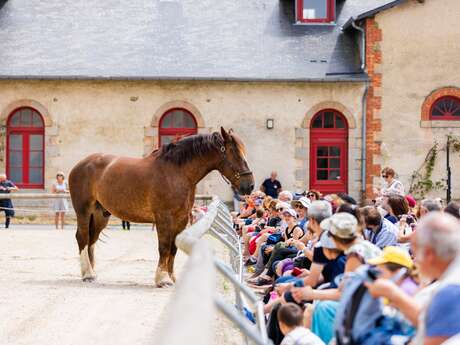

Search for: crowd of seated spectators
xmin=231 ymin=168 xmax=460 ymax=345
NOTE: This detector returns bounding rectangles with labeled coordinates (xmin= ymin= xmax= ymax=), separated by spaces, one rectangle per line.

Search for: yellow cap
xmin=367 ymin=246 xmax=413 ymax=269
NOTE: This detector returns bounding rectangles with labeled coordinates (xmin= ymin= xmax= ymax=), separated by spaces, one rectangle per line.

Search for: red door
xmin=310 ymin=109 xmax=348 ymax=194
xmin=6 ymin=107 xmax=45 ymax=188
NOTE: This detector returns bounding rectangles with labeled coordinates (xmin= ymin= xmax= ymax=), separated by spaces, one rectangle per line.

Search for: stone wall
xmin=0 ymin=80 xmax=364 ymax=201
xmin=373 ymin=0 xmax=460 ymax=199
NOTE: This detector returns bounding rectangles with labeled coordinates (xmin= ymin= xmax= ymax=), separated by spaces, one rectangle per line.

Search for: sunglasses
xmin=307 ymin=194 xmax=315 ymax=198
xmin=381 ymin=175 xmax=388 ymax=178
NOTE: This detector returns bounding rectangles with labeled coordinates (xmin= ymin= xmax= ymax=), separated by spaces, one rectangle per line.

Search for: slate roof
xmin=343 ymin=0 xmax=407 ymax=30
xmin=0 ymin=0 xmax=397 ymax=82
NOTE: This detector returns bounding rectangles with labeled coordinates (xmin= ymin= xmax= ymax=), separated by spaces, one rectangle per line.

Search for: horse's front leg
xmin=168 ymin=196 xmax=194 ymax=282
xmin=154 ymin=213 xmax=188 ymax=287
xmin=155 ymin=226 xmax=173 ymax=287
xmin=154 ymin=214 xmax=176 ymax=288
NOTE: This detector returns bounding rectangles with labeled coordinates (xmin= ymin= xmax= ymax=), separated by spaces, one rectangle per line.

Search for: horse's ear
xmin=220 ymin=127 xmax=231 ymax=142
xmin=228 ymin=128 xmax=234 ymax=135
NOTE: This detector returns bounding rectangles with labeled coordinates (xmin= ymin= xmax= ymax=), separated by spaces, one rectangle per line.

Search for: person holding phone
xmin=365 ymin=213 xmax=460 ymax=345
xmin=398 ymin=213 xmax=416 ymax=245
xmin=290 ymin=212 xmax=381 ymax=344
xmin=366 ymin=246 xmax=418 ymax=296
xmin=333 ymin=247 xmax=416 ymax=345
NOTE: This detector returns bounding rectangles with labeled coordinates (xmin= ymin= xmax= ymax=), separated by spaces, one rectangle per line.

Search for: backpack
xmin=267 ymin=233 xmax=282 ymax=245
xmin=335 ymin=265 xmax=414 ymax=345
xmin=357 ymin=316 xmax=414 ymax=345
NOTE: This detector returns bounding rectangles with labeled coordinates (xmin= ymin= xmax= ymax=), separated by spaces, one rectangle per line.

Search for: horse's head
xmin=217 ymin=127 xmax=254 ymax=195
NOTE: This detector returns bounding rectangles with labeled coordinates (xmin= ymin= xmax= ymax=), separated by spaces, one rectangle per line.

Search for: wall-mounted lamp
xmin=266 ymin=118 xmax=274 ymax=129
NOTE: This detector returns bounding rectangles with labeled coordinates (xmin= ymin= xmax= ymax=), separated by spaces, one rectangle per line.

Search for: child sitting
xmin=278 ymin=303 xmax=325 ymax=345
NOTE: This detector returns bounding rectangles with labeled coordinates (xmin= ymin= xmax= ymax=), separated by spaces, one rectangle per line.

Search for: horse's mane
xmin=158 ymin=132 xmax=224 ymax=166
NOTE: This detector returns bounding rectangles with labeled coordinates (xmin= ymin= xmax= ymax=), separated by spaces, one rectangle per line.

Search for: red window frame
xmin=429 ymin=96 xmax=460 ymax=120
xmin=309 ymin=109 xmax=348 ymax=194
xmin=6 ymin=107 xmax=45 ymax=189
xmin=158 ymin=108 xmax=198 ymax=146
xmin=296 ymin=0 xmax=335 ymax=23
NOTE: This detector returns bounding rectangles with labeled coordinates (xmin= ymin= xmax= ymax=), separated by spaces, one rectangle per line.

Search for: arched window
xmin=311 ymin=109 xmax=347 ymax=129
xmin=7 ymin=107 xmax=45 ymax=188
xmin=310 ymin=109 xmax=348 ymax=194
xmin=159 ymin=108 xmax=197 ymax=146
xmin=430 ymin=96 xmax=460 ymax=120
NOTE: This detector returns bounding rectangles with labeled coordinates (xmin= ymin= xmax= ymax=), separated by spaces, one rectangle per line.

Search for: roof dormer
xmin=296 ymin=0 xmax=336 ymax=24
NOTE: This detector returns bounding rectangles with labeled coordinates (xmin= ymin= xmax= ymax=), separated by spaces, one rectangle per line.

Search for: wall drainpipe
xmin=360 ymin=84 xmax=369 ymax=200
xmin=351 ymin=19 xmax=368 ymax=200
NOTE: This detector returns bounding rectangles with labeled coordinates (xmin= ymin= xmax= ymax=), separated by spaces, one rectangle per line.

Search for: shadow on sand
xmin=24 ymin=278 xmax=171 ymax=292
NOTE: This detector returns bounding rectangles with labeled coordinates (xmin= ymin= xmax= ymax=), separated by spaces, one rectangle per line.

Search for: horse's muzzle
xmin=238 ymin=174 xmax=254 ymax=195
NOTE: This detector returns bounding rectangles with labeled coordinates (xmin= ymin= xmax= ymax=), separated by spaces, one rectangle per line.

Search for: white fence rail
xmin=158 ymin=196 xmax=272 ymax=345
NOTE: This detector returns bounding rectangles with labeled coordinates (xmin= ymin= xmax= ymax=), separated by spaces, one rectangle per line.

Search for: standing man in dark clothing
xmin=121 ymin=220 xmax=130 ymax=230
xmin=260 ymin=171 xmax=282 ymax=198
xmin=0 ymin=173 xmax=18 ymax=228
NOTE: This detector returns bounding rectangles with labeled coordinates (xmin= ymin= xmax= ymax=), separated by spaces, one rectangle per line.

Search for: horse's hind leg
xmin=88 ymin=209 xmax=110 ymax=271
xmin=76 ymin=212 xmax=97 ymax=281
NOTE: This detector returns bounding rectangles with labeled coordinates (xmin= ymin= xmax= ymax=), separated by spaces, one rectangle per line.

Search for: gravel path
xmin=0 ymin=226 xmax=188 ymax=345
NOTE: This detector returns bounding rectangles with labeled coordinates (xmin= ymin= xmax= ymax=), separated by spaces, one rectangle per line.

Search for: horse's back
xmin=70 ymin=153 xmax=117 ymax=182
xmin=69 ymin=153 xmax=157 ymax=221
xmin=69 ymin=153 xmax=118 ymax=205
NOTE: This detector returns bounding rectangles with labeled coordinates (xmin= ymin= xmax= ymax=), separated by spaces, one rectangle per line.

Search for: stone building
xmin=0 ymin=0 xmax=458 ymax=202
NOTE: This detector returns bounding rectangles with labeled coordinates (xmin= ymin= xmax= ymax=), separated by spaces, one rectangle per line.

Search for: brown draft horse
xmin=69 ymin=128 xmax=254 ymax=287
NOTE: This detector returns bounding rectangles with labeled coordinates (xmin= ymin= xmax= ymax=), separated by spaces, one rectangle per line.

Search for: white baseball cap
xmin=282 ymin=208 xmax=297 ymax=218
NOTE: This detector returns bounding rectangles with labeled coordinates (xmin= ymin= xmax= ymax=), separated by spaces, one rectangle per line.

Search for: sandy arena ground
xmin=0 ymin=225 xmax=239 ymax=345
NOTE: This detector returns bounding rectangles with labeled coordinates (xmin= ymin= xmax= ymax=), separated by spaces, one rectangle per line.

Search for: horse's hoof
xmin=156 ymin=278 xmax=174 ymax=288
xmin=82 ymin=275 xmax=97 ymax=282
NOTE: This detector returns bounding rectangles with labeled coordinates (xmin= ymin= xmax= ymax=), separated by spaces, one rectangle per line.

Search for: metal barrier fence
xmin=0 ymin=193 xmax=73 ymax=216
xmin=0 ymin=193 xmax=213 ymax=217
xmin=158 ymin=196 xmax=272 ymax=345
xmin=0 ymin=193 xmax=213 ymax=201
